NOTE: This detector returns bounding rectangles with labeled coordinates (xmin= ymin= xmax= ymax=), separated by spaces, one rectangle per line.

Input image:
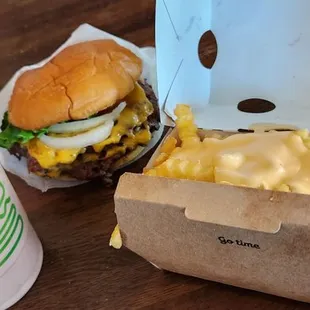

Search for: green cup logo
xmin=0 ymin=181 xmax=24 ymax=269
xmin=0 ymin=168 xmax=41 ymax=310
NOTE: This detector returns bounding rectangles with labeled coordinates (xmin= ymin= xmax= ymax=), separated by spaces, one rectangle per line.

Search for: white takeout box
xmin=0 ymin=164 xmax=43 ymax=310
xmin=114 ymin=0 xmax=310 ymax=303
xmin=156 ymin=0 xmax=310 ymax=131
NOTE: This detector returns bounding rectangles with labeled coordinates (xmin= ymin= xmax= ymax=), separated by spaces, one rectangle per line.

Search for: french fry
xmin=174 ymin=104 xmax=200 ymax=147
xmin=152 ymin=136 xmax=178 ymax=167
xmin=153 ymin=153 xmax=170 ymax=167
xmin=145 ymin=104 xmax=213 ymax=180
xmin=160 ymin=136 xmax=177 ymax=154
xmin=145 ymin=157 xmax=213 ymax=182
xmin=303 ymin=140 xmax=310 ymax=150
xmin=276 ymin=184 xmax=291 ymax=193
xmin=143 ymin=168 xmax=158 ymax=176
xmin=109 ymin=224 xmax=122 ymax=249
xmin=295 ymin=129 xmax=309 ymax=140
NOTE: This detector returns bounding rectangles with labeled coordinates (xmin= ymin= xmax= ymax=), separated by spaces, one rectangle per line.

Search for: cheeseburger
xmin=0 ymin=40 xmax=160 ymax=182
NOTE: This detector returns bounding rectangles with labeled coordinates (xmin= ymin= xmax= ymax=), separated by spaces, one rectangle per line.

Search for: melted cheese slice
xmin=27 ymin=139 xmax=85 ymax=169
xmin=93 ymin=83 xmax=153 ymax=153
xmin=105 ymin=126 xmax=151 ymax=158
xmin=81 ymin=127 xmax=151 ymax=163
xmin=26 ymin=82 xmax=154 ymax=170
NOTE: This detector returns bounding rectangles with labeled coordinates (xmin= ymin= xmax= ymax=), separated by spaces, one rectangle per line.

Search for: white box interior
xmin=156 ymin=0 xmax=310 ymax=130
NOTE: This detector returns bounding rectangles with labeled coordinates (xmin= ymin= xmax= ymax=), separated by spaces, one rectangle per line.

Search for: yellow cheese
xmin=209 ymin=131 xmax=307 ymax=190
xmin=210 ymin=131 xmax=310 ymax=191
xmin=156 ymin=130 xmax=310 ymax=194
xmin=109 ymin=224 xmax=122 ymax=249
xmin=93 ymin=83 xmax=154 ymax=153
xmin=105 ymin=126 xmax=151 ymax=158
xmin=80 ymin=127 xmax=151 ymax=163
xmin=26 ymin=139 xmax=85 ymax=169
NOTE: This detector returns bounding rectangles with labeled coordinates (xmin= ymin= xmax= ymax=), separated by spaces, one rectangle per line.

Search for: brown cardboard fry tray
xmin=114 ymin=129 xmax=310 ymax=303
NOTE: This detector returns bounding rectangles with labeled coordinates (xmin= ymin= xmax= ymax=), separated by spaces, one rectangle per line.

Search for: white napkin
xmin=0 ymin=23 xmax=163 ymax=192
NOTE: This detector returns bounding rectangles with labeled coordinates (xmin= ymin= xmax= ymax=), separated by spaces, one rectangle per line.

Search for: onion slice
xmin=49 ymin=102 xmax=126 ymax=133
xmin=39 ymin=120 xmax=114 ymax=149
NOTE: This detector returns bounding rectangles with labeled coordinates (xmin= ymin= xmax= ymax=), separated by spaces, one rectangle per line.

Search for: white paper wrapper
xmin=0 ymin=23 xmax=163 ymax=192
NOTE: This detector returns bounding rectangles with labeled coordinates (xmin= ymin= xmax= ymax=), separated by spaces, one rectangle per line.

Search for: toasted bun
xmin=9 ymin=40 xmax=143 ymax=130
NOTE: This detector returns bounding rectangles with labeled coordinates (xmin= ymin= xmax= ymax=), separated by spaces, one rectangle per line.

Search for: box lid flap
xmin=115 ymin=173 xmax=310 ymax=233
xmin=156 ymin=0 xmax=310 ymax=130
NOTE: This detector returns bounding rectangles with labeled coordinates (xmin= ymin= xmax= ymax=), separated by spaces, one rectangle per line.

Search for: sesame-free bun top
xmin=8 ymin=40 xmax=143 ymax=130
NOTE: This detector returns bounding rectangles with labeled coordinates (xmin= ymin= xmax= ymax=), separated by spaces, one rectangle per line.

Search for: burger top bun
xmin=8 ymin=39 xmax=143 ymax=130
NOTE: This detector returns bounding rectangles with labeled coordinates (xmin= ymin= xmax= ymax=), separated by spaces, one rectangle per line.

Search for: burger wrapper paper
xmin=0 ymin=24 xmax=164 ymax=192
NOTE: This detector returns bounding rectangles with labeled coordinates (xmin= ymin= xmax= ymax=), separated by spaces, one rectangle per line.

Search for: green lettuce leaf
xmin=0 ymin=112 xmax=48 ymax=149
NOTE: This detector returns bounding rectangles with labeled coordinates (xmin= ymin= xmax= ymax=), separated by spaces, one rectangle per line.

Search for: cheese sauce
xmin=168 ymin=130 xmax=310 ymax=193
xmin=209 ymin=131 xmax=307 ymax=190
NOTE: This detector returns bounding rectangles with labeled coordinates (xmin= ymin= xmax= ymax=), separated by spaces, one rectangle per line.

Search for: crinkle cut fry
xmin=153 ymin=136 xmax=178 ymax=167
xmin=145 ymin=104 xmax=210 ymax=178
xmin=144 ymin=157 xmax=213 ymax=181
xmin=109 ymin=224 xmax=122 ymax=249
xmin=143 ymin=136 xmax=178 ymax=174
xmin=174 ymin=104 xmax=200 ymax=147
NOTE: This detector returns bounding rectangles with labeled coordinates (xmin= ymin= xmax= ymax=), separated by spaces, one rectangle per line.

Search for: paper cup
xmin=0 ymin=165 xmax=43 ymax=310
